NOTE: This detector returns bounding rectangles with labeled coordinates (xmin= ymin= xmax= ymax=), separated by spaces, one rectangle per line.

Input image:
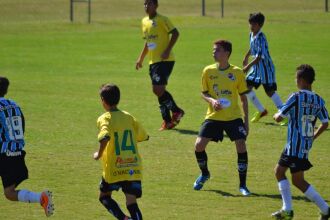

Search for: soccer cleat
xmin=239 ymin=186 xmax=251 ymax=196
xmin=172 ymin=109 xmax=185 ymax=125
xmin=279 ymin=117 xmax=288 ymax=126
xmin=320 ymin=207 xmax=330 ymax=220
xmin=193 ymin=174 xmax=210 ymax=190
xmin=40 ymin=190 xmax=54 ymax=217
xmin=271 ymin=209 xmax=294 ymax=220
xmin=251 ymin=109 xmax=268 ymax=123
xmin=159 ymin=121 xmax=176 ymax=131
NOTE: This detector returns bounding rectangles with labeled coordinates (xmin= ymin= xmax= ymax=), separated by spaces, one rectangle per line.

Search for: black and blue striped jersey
xmin=279 ymin=90 xmax=329 ymax=159
xmin=0 ymin=97 xmax=25 ymax=154
xmin=246 ymin=31 xmax=276 ymax=85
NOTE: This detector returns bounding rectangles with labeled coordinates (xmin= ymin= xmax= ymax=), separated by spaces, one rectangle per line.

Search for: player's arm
xmin=136 ymin=42 xmax=149 ymax=70
xmin=161 ymin=28 xmax=179 ymax=60
xmin=240 ymin=94 xmax=249 ymax=136
xmin=201 ymin=91 xmax=222 ymax=111
xmin=314 ymin=122 xmax=328 ymax=140
xmin=243 ymin=49 xmax=251 ymax=67
xmin=243 ymin=56 xmax=261 ymax=73
xmin=94 ymin=137 xmax=109 ymax=160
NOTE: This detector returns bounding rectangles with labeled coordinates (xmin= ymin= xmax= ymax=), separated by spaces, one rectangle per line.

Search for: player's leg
xmin=264 ymin=85 xmax=288 ymax=126
xmin=2 ymin=152 xmax=54 ymax=217
xmin=271 ymin=158 xmax=293 ymax=219
xmin=124 ymin=181 xmax=143 ymax=220
xmin=99 ymin=180 xmax=128 ymax=220
xmin=193 ymin=136 xmax=212 ymax=190
xmin=234 ymin=139 xmax=250 ymax=196
xmin=245 ymin=81 xmax=267 ymax=122
xmin=292 ymin=171 xmax=330 ymax=218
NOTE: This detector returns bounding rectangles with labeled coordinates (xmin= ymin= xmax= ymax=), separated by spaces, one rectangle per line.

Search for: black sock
xmin=159 ymin=91 xmax=181 ymax=113
xmin=158 ymin=103 xmax=171 ymax=122
xmin=237 ymin=152 xmax=248 ymax=187
xmin=195 ymin=151 xmax=210 ymax=176
xmin=127 ymin=203 xmax=143 ymax=220
xmin=99 ymin=196 xmax=126 ymax=220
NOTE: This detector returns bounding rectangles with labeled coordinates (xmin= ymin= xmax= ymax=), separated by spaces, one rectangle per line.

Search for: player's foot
xmin=279 ymin=117 xmax=288 ymax=126
xmin=159 ymin=121 xmax=176 ymax=131
xmin=193 ymin=174 xmax=210 ymax=190
xmin=271 ymin=209 xmax=294 ymax=220
xmin=320 ymin=207 xmax=330 ymax=220
xmin=239 ymin=186 xmax=251 ymax=196
xmin=40 ymin=190 xmax=54 ymax=217
xmin=251 ymin=109 xmax=268 ymax=123
xmin=172 ymin=109 xmax=185 ymax=125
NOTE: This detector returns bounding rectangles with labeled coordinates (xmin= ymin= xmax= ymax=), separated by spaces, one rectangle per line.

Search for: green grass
xmin=0 ymin=0 xmax=330 ymax=219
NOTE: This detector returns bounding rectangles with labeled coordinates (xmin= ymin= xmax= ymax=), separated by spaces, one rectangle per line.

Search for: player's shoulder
xmin=157 ymin=13 xmax=169 ymax=21
xmin=97 ymin=112 xmax=111 ymax=122
xmin=0 ymin=98 xmax=19 ymax=107
xmin=203 ymin=63 xmax=217 ymax=72
xmin=229 ymin=64 xmax=244 ymax=76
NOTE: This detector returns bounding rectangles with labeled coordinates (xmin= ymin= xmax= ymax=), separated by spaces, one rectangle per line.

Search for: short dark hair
xmin=146 ymin=0 xmax=158 ymax=5
xmin=214 ymin=39 xmax=232 ymax=56
xmin=0 ymin=76 xmax=9 ymax=97
xmin=296 ymin=64 xmax=315 ymax=84
xmin=249 ymin=12 xmax=265 ymax=26
xmin=100 ymin=83 xmax=120 ymax=106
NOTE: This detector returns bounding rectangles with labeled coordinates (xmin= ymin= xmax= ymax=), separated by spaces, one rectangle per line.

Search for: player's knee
xmin=266 ymin=90 xmax=274 ymax=97
xmin=152 ymin=87 xmax=164 ymax=97
xmin=274 ymin=167 xmax=284 ymax=180
xmin=195 ymin=141 xmax=206 ymax=152
xmin=4 ymin=191 xmax=15 ymax=201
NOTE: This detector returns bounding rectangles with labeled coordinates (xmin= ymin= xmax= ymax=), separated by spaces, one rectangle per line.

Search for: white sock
xmin=18 ymin=190 xmax=41 ymax=203
xmin=304 ymin=185 xmax=329 ymax=215
xmin=271 ymin=92 xmax=283 ymax=109
xmin=246 ymin=90 xmax=265 ymax=112
xmin=278 ymin=179 xmax=293 ymax=211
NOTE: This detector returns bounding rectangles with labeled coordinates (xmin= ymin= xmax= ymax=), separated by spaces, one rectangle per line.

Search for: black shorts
xmin=0 ymin=151 xmax=28 ymax=188
xmin=149 ymin=61 xmax=175 ymax=85
xmin=246 ymin=79 xmax=277 ymax=93
xmin=99 ymin=178 xmax=142 ymax=198
xmin=278 ymin=152 xmax=313 ymax=173
xmin=198 ymin=119 xmax=247 ymax=142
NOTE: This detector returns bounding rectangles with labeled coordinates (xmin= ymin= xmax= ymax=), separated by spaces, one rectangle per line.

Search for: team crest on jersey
xmin=227 ymin=73 xmax=235 ymax=81
xmin=151 ymin=20 xmax=157 ymax=27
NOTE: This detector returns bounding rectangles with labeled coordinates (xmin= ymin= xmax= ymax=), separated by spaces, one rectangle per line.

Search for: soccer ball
xmin=217 ymin=98 xmax=231 ymax=108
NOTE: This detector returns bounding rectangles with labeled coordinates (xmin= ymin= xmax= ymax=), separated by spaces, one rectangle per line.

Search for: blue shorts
xmin=149 ymin=61 xmax=175 ymax=85
xmin=198 ymin=119 xmax=247 ymax=142
xmin=99 ymin=178 xmax=142 ymax=198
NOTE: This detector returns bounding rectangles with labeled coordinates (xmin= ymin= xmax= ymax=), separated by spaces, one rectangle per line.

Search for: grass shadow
xmin=172 ymin=128 xmax=199 ymax=136
xmin=204 ymin=190 xmax=328 ymax=203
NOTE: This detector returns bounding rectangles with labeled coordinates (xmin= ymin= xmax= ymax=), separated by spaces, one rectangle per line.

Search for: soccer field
xmin=0 ymin=0 xmax=330 ymax=219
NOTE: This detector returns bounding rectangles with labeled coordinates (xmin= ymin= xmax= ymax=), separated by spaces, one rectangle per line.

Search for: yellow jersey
xmin=142 ymin=13 xmax=175 ymax=64
xmin=201 ymin=64 xmax=249 ymax=121
xmin=97 ymin=110 xmax=148 ymax=184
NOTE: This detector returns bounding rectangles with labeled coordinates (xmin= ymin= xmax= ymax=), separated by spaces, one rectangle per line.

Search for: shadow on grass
xmin=204 ymin=189 xmax=328 ymax=203
xmin=172 ymin=128 xmax=199 ymax=135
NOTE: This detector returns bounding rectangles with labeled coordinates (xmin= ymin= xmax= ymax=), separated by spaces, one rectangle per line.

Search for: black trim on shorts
xmin=246 ymin=79 xmax=277 ymax=92
xmin=0 ymin=151 xmax=28 ymax=188
xmin=198 ymin=118 xmax=247 ymax=142
xmin=278 ymin=152 xmax=313 ymax=173
xmin=149 ymin=61 xmax=175 ymax=85
xmin=99 ymin=178 xmax=142 ymax=198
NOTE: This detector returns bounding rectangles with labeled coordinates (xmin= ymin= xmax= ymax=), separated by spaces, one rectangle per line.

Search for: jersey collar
xmin=300 ymin=89 xmax=314 ymax=95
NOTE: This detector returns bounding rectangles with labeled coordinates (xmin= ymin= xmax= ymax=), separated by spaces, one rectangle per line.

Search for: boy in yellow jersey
xmin=136 ymin=0 xmax=184 ymax=131
xmin=193 ymin=40 xmax=251 ymax=196
xmin=94 ymin=84 xmax=149 ymax=220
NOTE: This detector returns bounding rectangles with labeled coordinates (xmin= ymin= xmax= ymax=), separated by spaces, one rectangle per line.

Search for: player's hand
xmin=211 ymin=99 xmax=222 ymax=111
xmin=136 ymin=61 xmax=143 ymax=70
xmin=161 ymin=49 xmax=170 ymax=60
xmin=93 ymin=151 xmax=101 ymax=160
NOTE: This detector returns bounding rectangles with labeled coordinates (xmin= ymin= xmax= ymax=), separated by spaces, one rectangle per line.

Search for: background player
xmin=243 ymin=12 xmax=286 ymax=125
xmin=136 ymin=0 xmax=184 ymax=131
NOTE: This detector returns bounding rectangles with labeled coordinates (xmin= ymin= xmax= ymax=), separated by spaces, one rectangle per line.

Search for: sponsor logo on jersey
xmin=113 ymin=169 xmax=141 ymax=176
xmin=227 ymin=73 xmax=235 ymax=81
